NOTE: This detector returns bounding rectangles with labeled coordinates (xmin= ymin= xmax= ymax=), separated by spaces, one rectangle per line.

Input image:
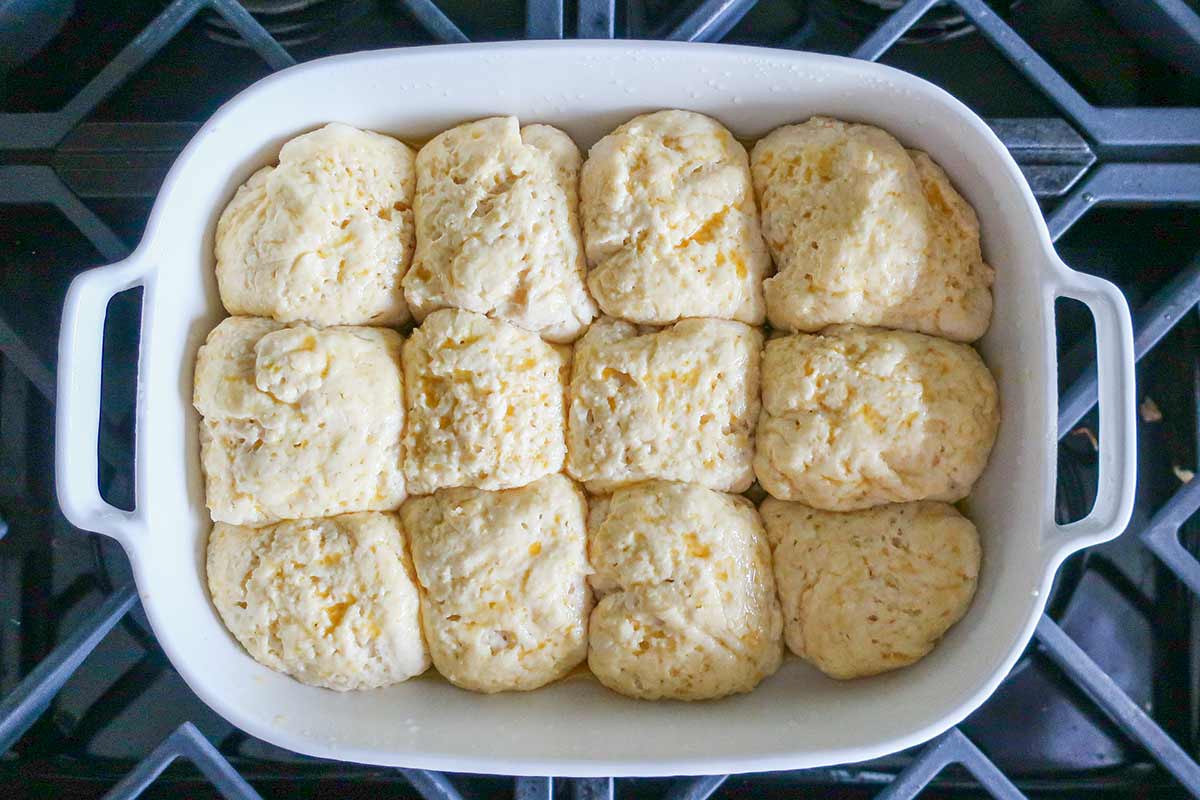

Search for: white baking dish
xmin=55 ymin=41 xmax=1137 ymax=777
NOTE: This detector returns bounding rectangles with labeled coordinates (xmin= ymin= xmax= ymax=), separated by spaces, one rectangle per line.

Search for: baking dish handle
xmin=1049 ymin=267 xmax=1137 ymax=559
xmin=56 ymin=254 xmax=152 ymax=546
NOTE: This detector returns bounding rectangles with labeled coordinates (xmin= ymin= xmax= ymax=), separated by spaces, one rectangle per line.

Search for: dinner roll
xmin=761 ymin=499 xmax=980 ymax=679
xmin=403 ymin=309 xmax=568 ymax=494
xmin=588 ymin=481 xmax=783 ymax=700
xmin=207 ymin=512 xmax=429 ymax=690
xmin=754 ymin=325 xmax=998 ymax=510
xmin=751 ymin=116 xmax=993 ymax=341
xmin=403 ymin=117 xmax=597 ymax=343
xmin=403 ymin=475 xmax=591 ymax=693
xmin=566 ymin=317 xmax=761 ymax=493
xmin=580 ymin=110 xmax=771 ymax=326
xmin=216 ymin=123 xmax=416 ymax=327
xmin=193 ymin=317 xmax=406 ymax=527
xmin=904 ymin=150 xmax=995 ymax=340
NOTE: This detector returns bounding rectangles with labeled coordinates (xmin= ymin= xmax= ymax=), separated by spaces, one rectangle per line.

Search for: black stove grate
xmin=1 ymin=1 xmax=1199 ymax=798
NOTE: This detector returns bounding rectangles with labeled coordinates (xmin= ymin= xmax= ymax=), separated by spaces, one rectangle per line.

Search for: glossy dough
xmin=206 ymin=512 xmax=429 ymax=690
xmin=403 ymin=117 xmax=597 ymax=342
xmin=761 ymin=499 xmax=980 ymax=679
xmin=215 ymin=123 xmax=416 ymax=327
xmin=754 ymin=325 xmax=999 ymax=510
xmin=588 ymin=481 xmax=783 ymax=700
xmin=402 ymin=475 xmax=591 ymax=692
xmin=566 ymin=317 xmax=761 ymax=493
xmin=751 ymin=117 xmax=993 ymax=341
xmin=193 ymin=317 xmax=406 ymax=526
xmin=403 ymin=309 xmax=569 ymax=494
xmin=580 ymin=110 xmax=771 ymax=325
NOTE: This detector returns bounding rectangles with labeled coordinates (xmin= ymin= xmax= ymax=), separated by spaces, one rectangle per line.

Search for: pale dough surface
xmin=194 ymin=317 xmax=406 ymax=526
xmin=403 ymin=474 xmax=591 ymax=693
xmin=588 ymin=481 xmax=783 ymax=700
xmin=754 ymin=325 xmax=999 ymax=510
xmin=566 ymin=317 xmax=761 ymax=494
xmin=751 ymin=117 xmax=993 ymax=341
xmin=207 ymin=512 xmax=429 ymax=690
xmin=581 ymin=110 xmax=771 ymax=326
xmin=403 ymin=309 xmax=568 ymax=495
xmin=403 ymin=117 xmax=596 ymax=343
xmin=762 ymin=499 xmax=980 ymax=679
xmin=216 ymin=123 xmax=416 ymax=327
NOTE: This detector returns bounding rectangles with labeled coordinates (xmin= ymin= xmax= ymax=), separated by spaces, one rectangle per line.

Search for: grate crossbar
xmin=1047 ymin=163 xmax=1200 ymax=242
xmin=526 ymin=0 xmax=565 ymax=39
xmin=397 ymin=0 xmax=470 ymax=44
xmin=860 ymin=0 xmax=1200 ymax=156
xmin=873 ymin=729 xmax=1024 ymax=800
xmin=663 ymin=0 xmax=760 ymax=42
xmin=0 ymin=0 xmax=292 ymax=150
xmin=206 ymin=0 xmax=295 ymax=69
xmin=849 ymin=0 xmax=941 ymax=61
xmin=0 ymin=583 xmax=137 ymax=754
xmin=1141 ymin=479 xmax=1200 ymax=596
xmin=664 ymin=774 xmax=728 ymax=800
xmin=102 ymin=721 xmax=262 ymax=800
xmin=0 ymin=165 xmax=128 ymax=260
xmin=578 ymin=0 xmax=616 ymax=39
xmin=400 ymin=768 xmax=467 ymax=800
xmin=1035 ymin=616 xmax=1200 ymax=794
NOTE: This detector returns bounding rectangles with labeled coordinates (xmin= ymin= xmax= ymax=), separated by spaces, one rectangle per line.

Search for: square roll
xmin=588 ymin=481 xmax=783 ymax=700
xmin=761 ymin=499 xmax=980 ymax=679
xmin=215 ymin=123 xmax=416 ymax=327
xmin=754 ymin=325 xmax=999 ymax=511
xmin=402 ymin=475 xmax=591 ymax=693
xmin=751 ymin=116 xmax=993 ymax=341
xmin=566 ymin=317 xmax=761 ymax=494
xmin=193 ymin=317 xmax=406 ymax=527
xmin=403 ymin=117 xmax=597 ymax=343
xmin=403 ymin=309 xmax=569 ymax=495
xmin=206 ymin=512 xmax=429 ymax=690
xmin=580 ymin=110 xmax=771 ymax=326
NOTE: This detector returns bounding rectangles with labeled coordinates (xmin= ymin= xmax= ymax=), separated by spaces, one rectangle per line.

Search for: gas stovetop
xmin=1 ymin=1 xmax=1199 ymax=798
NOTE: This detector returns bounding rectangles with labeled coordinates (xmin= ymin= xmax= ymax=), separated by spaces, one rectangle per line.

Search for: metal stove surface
xmin=1 ymin=1 xmax=1199 ymax=798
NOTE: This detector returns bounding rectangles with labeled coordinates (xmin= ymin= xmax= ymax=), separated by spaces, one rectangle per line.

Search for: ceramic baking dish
xmin=55 ymin=41 xmax=1137 ymax=777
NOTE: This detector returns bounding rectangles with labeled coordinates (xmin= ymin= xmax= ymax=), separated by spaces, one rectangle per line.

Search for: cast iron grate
xmin=1 ymin=0 xmax=1199 ymax=798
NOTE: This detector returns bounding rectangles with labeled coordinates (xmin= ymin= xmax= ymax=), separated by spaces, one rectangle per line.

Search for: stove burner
xmin=202 ymin=0 xmax=370 ymax=47
xmin=817 ymin=0 xmax=1019 ymax=44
